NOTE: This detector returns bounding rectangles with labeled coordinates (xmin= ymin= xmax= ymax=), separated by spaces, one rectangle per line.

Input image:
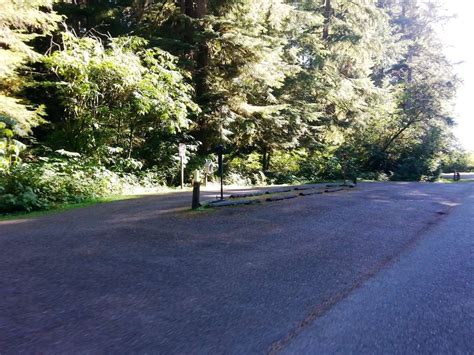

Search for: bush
xmin=226 ymin=153 xmax=264 ymax=185
xmin=440 ymin=150 xmax=473 ymax=173
xmin=0 ymin=157 xmax=122 ymax=213
xmin=357 ymin=171 xmax=391 ymax=181
xmin=298 ymin=151 xmax=342 ymax=181
xmin=266 ymin=150 xmax=305 ymax=185
xmin=0 ymin=155 xmax=166 ymax=214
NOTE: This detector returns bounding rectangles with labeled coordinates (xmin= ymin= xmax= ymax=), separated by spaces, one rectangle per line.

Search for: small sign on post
xmin=203 ymin=160 xmax=214 ymax=186
xmin=179 ymin=143 xmax=186 ymax=189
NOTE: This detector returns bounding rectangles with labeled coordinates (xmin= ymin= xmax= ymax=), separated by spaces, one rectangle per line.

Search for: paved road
xmin=0 ymin=182 xmax=472 ymax=353
xmin=284 ymin=185 xmax=474 ymax=353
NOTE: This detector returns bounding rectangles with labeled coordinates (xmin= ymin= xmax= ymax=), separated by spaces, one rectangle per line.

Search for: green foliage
xmin=0 ymin=155 xmax=118 ymax=212
xmin=0 ymin=0 xmax=60 ymax=171
xmin=266 ymin=150 xmax=306 ymax=185
xmin=0 ymin=121 xmax=24 ymax=170
xmin=0 ymin=152 xmax=168 ymax=213
xmin=0 ymin=0 xmax=60 ymax=79
xmin=440 ymin=148 xmax=474 ymax=173
xmin=41 ymin=32 xmax=198 ymax=157
xmin=299 ymin=149 xmax=343 ymax=181
xmin=227 ymin=152 xmax=266 ymax=185
xmin=0 ymin=0 xmax=465 ymax=212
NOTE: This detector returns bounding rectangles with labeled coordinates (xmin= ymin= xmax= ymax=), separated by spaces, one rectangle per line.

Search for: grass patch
xmin=0 ymin=195 xmax=138 ymax=221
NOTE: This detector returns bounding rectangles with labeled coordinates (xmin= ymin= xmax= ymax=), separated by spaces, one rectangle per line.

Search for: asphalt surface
xmin=0 ymin=182 xmax=472 ymax=353
xmin=283 ymin=184 xmax=474 ymax=354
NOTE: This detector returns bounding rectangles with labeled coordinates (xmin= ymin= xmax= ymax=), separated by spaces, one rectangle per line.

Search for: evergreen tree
xmin=363 ymin=0 xmax=458 ymax=179
xmin=17 ymin=0 xmax=462 ymax=182
xmin=0 ymin=0 xmax=60 ymax=169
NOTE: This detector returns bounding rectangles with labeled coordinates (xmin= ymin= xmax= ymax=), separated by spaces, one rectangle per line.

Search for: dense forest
xmin=0 ymin=0 xmax=471 ymax=212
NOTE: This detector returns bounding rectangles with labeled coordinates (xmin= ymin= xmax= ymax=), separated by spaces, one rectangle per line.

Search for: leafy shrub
xmin=298 ymin=151 xmax=342 ymax=181
xmin=0 ymin=155 xmax=165 ymax=213
xmin=440 ymin=150 xmax=473 ymax=173
xmin=227 ymin=153 xmax=264 ymax=185
xmin=266 ymin=150 xmax=305 ymax=185
xmin=40 ymin=33 xmax=198 ymax=158
xmin=357 ymin=171 xmax=391 ymax=181
xmin=0 ymin=158 xmax=118 ymax=213
xmin=223 ymin=172 xmax=252 ymax=186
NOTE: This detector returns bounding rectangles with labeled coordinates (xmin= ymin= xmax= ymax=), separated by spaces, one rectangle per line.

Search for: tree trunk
xmin=262 ymin=149 xmax=267 ymax=172
xmin=185 ymin=0 xmax=194 ymax=16
xmin=132 ymin=0 xmax=154 ymax=21
xmin=179 ymin=0 xmax=212 ymax=154
xmin=128 ymin=127 xmax=134 ymax=159
xmin=262 ymin=147 xmax=271 ymax=172
xmin=179 ymin=0 xmax=207 ymax=18
xmin=322 ymin=0 xmax=332 ymax=41
xmin=195 ymin=0 xmax=207 ymax=17
xmin=179 ymin=0 xmax=186 ymax=13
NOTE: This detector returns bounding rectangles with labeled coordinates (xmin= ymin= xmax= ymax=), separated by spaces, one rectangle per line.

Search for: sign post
xmin=178 ymin=143 xmax=186 ymax=189
xmin=216 ymin=144 xmax=224 ymax=200
xmin=192 ymin=170 xmax=201 ymax=209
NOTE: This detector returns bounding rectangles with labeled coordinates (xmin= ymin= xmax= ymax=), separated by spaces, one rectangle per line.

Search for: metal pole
xmin=220 ymin=172 xmax=224 ymax=200
xmin=180 ymin=156 xmax=184 ymax=189
xmin=217 ymin=145 xmax=224 ymax=200
xmin=219 ymin=121 xmax=224 ymax=200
